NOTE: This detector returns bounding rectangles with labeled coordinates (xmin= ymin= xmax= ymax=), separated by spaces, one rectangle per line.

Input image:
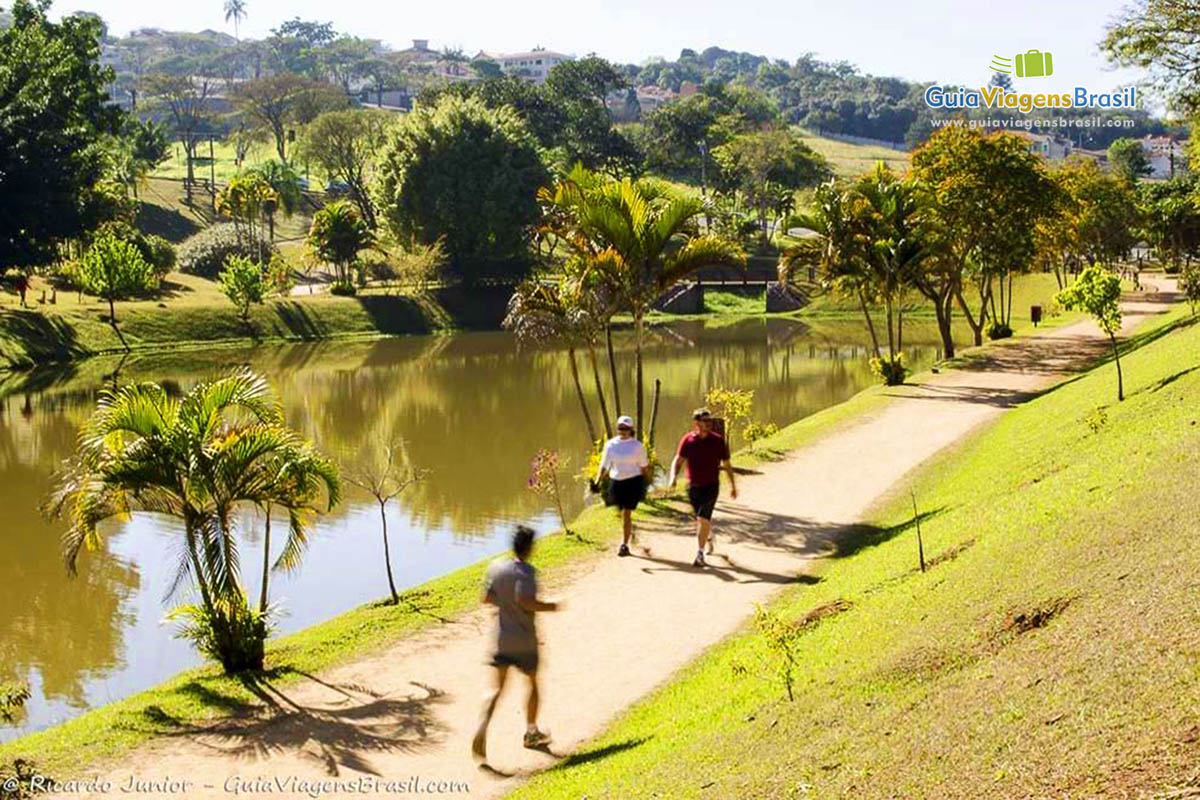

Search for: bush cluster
xmin=178 ymin=223 xmax=276 ymax=278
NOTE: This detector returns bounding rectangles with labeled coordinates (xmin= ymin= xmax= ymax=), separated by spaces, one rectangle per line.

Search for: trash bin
xmin=1031 ymin=305 xmax=1043 ymax=327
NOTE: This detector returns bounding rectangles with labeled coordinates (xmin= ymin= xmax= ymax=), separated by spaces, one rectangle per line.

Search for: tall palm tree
xmin=224 ymin=0 xmax=247 ymax=41
xmin=541 ymin=168 xmax=746 ymax=439
xmin=46 ymin=370 xmax=340 ymax=673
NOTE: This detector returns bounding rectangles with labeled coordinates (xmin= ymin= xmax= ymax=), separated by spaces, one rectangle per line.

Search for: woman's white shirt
xmin=599 ymin=437 xmax=649 ymax=481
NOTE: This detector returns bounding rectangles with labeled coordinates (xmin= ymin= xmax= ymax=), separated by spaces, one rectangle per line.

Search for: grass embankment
xmin=513 ymin=306 xmax=1200 ymax=799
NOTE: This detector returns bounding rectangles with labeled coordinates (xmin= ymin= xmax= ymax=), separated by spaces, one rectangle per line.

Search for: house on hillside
xmin=495 ymin=48 xmax=573 ymax=84
xmin=1014 ymin=131 xmax=1074 ymax=160
xmin=1141 ymin=136 xmax=1187 ymax=179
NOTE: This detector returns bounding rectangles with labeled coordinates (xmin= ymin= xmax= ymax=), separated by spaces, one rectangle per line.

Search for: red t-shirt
xmin=676 ymin=431 xmax=730 ymax=487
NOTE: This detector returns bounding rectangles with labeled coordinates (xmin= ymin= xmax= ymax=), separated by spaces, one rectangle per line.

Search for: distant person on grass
xmin=473 ymin=525 xmax=561 ymax=761
xmin=595 ymin=415 xmax=651 ymax=557
xmin=668 ymin=407 xmax=737 ymax=567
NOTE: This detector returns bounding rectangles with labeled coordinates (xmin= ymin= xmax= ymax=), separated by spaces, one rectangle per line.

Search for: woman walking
xmin=595 ymin=415 xmax=651 ymax=557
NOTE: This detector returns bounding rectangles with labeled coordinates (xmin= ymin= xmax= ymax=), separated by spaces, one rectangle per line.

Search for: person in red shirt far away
xmin=668 ymin=407 xmax=737 ymax=567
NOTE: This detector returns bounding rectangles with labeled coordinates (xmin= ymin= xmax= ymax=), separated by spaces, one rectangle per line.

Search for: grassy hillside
xmin=513 ymin=306 xmax=1200 ymax=799
xmin=796 ymin=128 xmax=911 ymax=178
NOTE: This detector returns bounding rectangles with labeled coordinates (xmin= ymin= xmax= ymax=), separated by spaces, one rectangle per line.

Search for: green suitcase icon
xmin=1015 ymin=49 xmax=1053 ymax=78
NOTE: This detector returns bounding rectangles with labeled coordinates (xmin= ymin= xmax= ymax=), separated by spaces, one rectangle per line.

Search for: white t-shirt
xmin=599 ymin=436 xmax=650 ymax=481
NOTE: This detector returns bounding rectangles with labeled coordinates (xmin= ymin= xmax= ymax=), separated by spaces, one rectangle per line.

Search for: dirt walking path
xmin=84 ymin=282 xmax=1178 ymax=800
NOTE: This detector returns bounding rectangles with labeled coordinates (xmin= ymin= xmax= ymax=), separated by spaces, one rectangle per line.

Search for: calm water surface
xmin=0 ymin=317 xmax=945 ymax=740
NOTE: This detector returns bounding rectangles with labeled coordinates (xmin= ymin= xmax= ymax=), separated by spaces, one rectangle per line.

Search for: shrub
xmin=77 ymin=233 xmax=156 ymax=303
xmin=870 ymin=353 xmax=908 ymax=385
xmin=265 ymin=253 xmax=295 ymax=297
xmin=1181 ymin=260 xmax=1200 ymax=314
xmin=987 ymin=321 xmax=1014 ymax=340
xmin=330 ymin=281 xmax=357 ymax=296
xmin=167 ymin=589 xmax=272 ymax=673
xmin=0 ymin=682 xmax=30 ymax=722
xmin=744 ymin=421 xmax=780 ymax=448
xmin=178 ymin=223 xmax=276 ymax=278
xmin=218 ymin=255 xmax=266 ymax=320
xmin=93 ymin=221 xmax=176 ymax=279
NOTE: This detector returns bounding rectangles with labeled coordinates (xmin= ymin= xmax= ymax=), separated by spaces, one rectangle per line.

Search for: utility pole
xmin=696 ymin=138 xmax=709 ymax=232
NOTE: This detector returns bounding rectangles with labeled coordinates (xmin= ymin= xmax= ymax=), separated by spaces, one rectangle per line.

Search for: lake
xmin=0 ymin=316 xmax=944 ymax=741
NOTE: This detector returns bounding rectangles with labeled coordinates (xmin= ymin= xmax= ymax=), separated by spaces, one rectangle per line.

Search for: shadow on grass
xmin=548 ymin=736 xmax=653 ymax=771
xmin=129 ymin=667 xmax=449 ymax=776
xmin=0 ymin=310 xmax=87 ymax=367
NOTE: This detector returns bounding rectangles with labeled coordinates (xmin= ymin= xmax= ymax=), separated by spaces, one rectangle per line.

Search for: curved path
xmin=85 ymin=280 xmax=1178 ymax=799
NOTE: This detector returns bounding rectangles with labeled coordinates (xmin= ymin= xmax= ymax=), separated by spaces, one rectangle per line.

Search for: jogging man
xmin=473 ymin=525 xmax=561 ymax=761
xmin=668 ymin=407 xmax=737 ymax=567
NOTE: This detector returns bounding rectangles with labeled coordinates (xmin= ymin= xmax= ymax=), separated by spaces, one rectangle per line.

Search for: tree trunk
xmin=568 ymin=347 xmax=598 ymax=444
xmin=955 ymin=286 xmax=985 ymax=347
xmin=1006 ymin=273 xmax=1015 ymax=327
xmin=108 ymin=296 xmax=129 ymax=351
xmin=857 ymin=291 xmax=882 ymax=359
xmin=381 ymin=500 xmax=399 ymax=604
xmin=258 ymin=505 xmax=271 ymax=614
xmin=634 ymin=314 xmax=645 ymax=441
xmin=885 ymin=296 xmax=896 ymax=360
xmin=587 ymin=344 xmax=612 ymax=439
xmin=1110 ymin=332 xmax=1125 ymax=402
xmin=648 ymin=378 xmax=662 ymax=448
xmin=935 ymin=292 xmax=955 ymax=359
xmin=605 ymin=324 xmax=622 ymax=415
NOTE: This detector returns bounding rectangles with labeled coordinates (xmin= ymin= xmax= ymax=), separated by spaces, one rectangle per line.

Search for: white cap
xmin=616 ymin=415 xmax=634 ymax=429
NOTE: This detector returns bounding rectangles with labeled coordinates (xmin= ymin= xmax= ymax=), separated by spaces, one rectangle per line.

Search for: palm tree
xmin=224 ymin=0 xmax=247 ymax=41
xmin=308 ymin=200 xmax=374 ymax=286
xmin=780 ymin=165 xmax=928 ymax=384
xmin=46 ymin=370 xmax=340 ymax=673
xmin=250 ymin=160 xmax=301 ymax=242
xmin=505 ymin=278 xmax=611 ymax=445
xmin=541 ymin=168 xmax=746 ymax=439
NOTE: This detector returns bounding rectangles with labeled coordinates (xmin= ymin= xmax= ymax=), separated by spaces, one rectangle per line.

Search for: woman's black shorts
xmin=608 ymin=475 xmax=646 ymax=510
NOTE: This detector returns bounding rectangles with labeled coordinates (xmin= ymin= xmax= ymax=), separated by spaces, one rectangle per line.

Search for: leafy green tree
xmin=297 ymin=109 xmax=394 ymax=228
xmin=48 ymin=370 xmax=341 ymax=673
xmin=233 ymin=74 xmax=342 ymax=161
xmin=1104 ymin=1 xmax=1200 ymax=112
xmin=308 ymin=200 xmax=373 ymax=286
xmin=141 ymin=71 xmax=217 ymax=201
xmin=0 ymin=0 xmax=120 ymax=272
xmin=375 ymin=95 xmax=549 ymax=283
xmin=911 ymin=126 xmax=1052 ymax=345
xmin=1140 ymin=176 xmax=1200 ymax=272
xmin=1055 ymin=158 xmax=1140 ymax=270
xmin=77 ymin=232 xmax=156 ymax=348
xmin=218 ymin=254 xmax=265 ymax=321
xmin=1057 ymin=266 xmax=1126 ymax=401
xmin=540 ymin=168 xmax=745 ymax=438
xmin=712 ymin=130 xmax=831 ymax=236
xmin=471 ymin=58 xmax=502 ymax=80
xmin=1107 ymin=138 xmax=1152 ymax=184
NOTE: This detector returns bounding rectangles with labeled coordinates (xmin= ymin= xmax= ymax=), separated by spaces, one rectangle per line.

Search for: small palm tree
xmin=541 ymin=167 xmax=745 ymax=439
xmin=46 ymin=370 xmax=340 ymax=673
xmin=250 ymin=160 xmax=301 ymax=242
xmin=224 ymin=0 xmax=247 ymax=41
xmin=308 ymin=200 xmax=374 ymax=286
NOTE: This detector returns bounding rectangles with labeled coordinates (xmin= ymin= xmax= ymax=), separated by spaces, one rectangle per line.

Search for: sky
xmin=63 ymin=0 xmax=1145 ymax=95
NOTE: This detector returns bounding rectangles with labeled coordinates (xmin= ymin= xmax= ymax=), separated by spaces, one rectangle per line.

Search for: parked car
xmin=325 ymin=180 xmax=351 ymax=197
xmin=295 ymin=176 xmax=310 ymax=191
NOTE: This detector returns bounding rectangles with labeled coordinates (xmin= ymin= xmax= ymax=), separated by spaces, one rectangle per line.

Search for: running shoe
xmin=693 ymin=552 xmax=706 ymax=567
xmin=523 ymin=729 xmax=552 ymax=749
xmin=618 ymin=544 xmax=630 ymax=557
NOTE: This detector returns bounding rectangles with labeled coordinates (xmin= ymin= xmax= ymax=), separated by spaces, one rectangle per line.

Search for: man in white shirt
xmin=595 ymin=415 xmax=652 ymax=557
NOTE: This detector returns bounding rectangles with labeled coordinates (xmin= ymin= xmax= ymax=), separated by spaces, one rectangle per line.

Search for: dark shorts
xmin=492 ymin=650 xmax=538 ymax=674
xmin=608 ymin=475 xmax=646 ymax=511
xmin=687 ymin=483 xmax=720 ymax=520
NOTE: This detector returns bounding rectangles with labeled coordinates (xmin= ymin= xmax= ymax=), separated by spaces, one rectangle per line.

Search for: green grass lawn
xmin=511 ymin=304 xmax=1200 ymax=799
xmin=795 ymin=128 xmax=911 ymax=179
xmin=152 ymin=140 xmax=333 ymax=188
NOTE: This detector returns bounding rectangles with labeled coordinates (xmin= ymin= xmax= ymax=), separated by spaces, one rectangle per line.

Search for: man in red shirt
xmin=668 ymin=407 xmax=737 ymax=567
